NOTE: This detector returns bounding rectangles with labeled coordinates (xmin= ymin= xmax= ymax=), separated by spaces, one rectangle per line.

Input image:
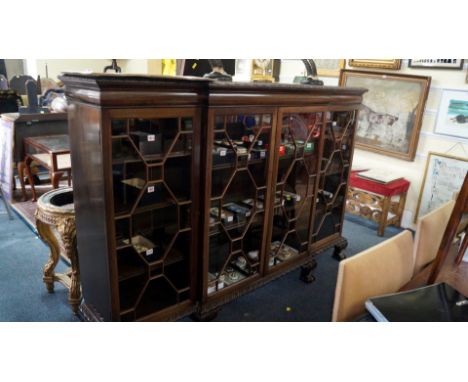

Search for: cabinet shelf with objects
xmin=61 ymin=73 xmax=365 ymax=321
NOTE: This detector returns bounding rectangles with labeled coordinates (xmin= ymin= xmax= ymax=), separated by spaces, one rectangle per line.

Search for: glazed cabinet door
xmin=266 ymin=109 xmax=323 ymax=271
xmin=202 ymin=109 xmax=276 ymax=298
xmin=312 ymin=109 xmax=358 ymax=245
xmin=106 ymin=108 xmax=199 ymax=321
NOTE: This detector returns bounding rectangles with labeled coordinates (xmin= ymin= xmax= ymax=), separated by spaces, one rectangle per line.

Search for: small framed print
xmin=348 ymin=59 xmax=402 ymax=70
xmin=409 ymin=59 xmax=464 ymax=69
xmin=414 ymin=152 xmax=468 ymax=222
xmin=314 ymin=59 xmax=346 ymax=77
xmin=435 ymin=89 xmax=468 ymax=139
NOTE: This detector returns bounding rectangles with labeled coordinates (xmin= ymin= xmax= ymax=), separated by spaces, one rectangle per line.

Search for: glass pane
xmin=313 ymin=110 xmax=356 ymax=243
xmin=111 ymin=116 xmax=194 ymax=318
xmin=269 ymin=112 xmax=321 ymax=269
xmin=207 ymin=112 xmax=272 ymax=294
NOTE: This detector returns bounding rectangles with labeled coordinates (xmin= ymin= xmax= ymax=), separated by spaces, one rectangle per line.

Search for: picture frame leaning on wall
xmin=339 ymin=70 xmax=431 ymax=161
xmin=414 ymin=152 xmax=468 ymax=223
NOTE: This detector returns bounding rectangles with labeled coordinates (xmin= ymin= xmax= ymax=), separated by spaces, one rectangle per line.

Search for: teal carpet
xmin=0 ymin=200 xmax=402 ymax=322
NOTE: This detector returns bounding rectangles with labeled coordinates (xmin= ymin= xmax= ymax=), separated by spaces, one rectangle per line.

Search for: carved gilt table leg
xmin=35 ymin=187 xmax=81 ymax=314
xmin=36 ymin=218 xmax=60 ymax=293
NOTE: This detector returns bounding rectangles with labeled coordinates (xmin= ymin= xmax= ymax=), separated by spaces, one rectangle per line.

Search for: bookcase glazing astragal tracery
xmin=61 ymin=73 xmax=365 ymax=321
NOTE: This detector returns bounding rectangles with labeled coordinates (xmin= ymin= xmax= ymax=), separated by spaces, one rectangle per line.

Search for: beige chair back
xmin=413 ymin=200 xmax=455 ymax=276
xmin=332 ymin=230 xmax=414 ymax=322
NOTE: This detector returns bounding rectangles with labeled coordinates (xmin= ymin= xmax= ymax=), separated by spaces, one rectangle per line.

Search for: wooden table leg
xmin=51 ymin=171 xmax=64 ymax=189
xmin=395 ymin=192 xmax=407 ymax=228
xmin=378 ymin=196 xmax=390 ymax=237
xmin=36 ymin=219 xmax=60 ymax=293
xmin=24 ymin=156 xmax=37 ymax=202
xmin=17 ymin=161 xmax=27 ymax=201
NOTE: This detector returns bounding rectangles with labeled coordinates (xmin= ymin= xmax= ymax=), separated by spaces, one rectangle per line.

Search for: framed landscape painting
xmin=435 ymin=89 xmax=468 ymax=139
xmin=339 ymin=70 xmax=431 ymax=161
xmin=414 ymin=152 xmax=468 ymax=222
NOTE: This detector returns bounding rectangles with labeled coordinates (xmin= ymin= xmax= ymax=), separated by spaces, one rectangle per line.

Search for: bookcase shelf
xmin=61 ymin=73 xmax=365 ymax=321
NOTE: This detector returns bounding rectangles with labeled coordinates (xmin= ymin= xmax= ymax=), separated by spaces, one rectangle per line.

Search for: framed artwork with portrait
xmin=348 ymin=59 xmax=402 ymax=70
xmin=339 ymin=70 xmax=431 ymax=161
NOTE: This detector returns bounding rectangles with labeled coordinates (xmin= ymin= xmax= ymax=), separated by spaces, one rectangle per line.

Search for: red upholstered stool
xmin=346 ymin=171 xmax=410 ymax=236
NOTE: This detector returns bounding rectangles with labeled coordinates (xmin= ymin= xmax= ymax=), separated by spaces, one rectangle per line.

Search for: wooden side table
xmin=35 ymin=187 xmax=81 ymax=314
xmin=346 ymin=171 xmax=410 ymax=236
xmin=20 ymin=134 xmax=71 ymax=202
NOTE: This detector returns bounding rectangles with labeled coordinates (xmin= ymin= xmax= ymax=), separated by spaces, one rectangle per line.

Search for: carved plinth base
xmin=35 ymin=187 xmax=81 ymax=314
xmin=191 ymin=308 xmax=220 ymax=322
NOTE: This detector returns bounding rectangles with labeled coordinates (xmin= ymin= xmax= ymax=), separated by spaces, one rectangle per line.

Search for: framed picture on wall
xmin=348 ymin=59 xmax=401 ymax=70
xmin=414 ymin=152 xmax=468 ymax=222
xmin=435 ymin=89 xmax=468 ymax=139
xmin=314 ymin=59 xmax=345 ymax=77
xmin=339 ymin=70 xmax=431 ymax=161
xmin=409 ymin=59 xmax=464 ymax=69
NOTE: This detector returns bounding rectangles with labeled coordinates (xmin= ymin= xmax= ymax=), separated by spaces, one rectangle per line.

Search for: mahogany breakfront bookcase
xmin=60 ymin=73 xmax=366 ymax=321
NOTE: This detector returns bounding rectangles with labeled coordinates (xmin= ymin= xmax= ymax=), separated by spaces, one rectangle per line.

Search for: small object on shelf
xmin=210 ymin=207 xmax=234 ymax=224
xmin=212 ymin=147 xmax=235 ymax=165
xmin=277 ymin=243 xmax=299 ymax=261
xmin=124 ymin=235 xmax=162 ymax=262
xmin=278 ymin=145 xmax=286 ymax=156
xmin=271 ymin=241 xmax=282 ymax=253
xmin=224 ymin=202 xmax=252 ymax=221
xmin=234 ymin=255 xmax=248 ymax=270
xmin=242 ymin=198 xmax=264 ymax=210
xmin=284 ymin=143 xmax=295 ymax=155
xmin=207 ymin=272 xmax=225 ymax=294
xmin=283 ymin=191 xmax=301 ymax=202
xmin=121 ymin=177 xmax=145 ymax=189
xmin=247 ymin=250 xmax=259 ymax=262
xmin=251 ymin=148 xmax=267 ymax=159
xmin=224 ymin=270 xmax=246 ymax=285
xmin=236 ymin=146 xmax=248 ymax=155
xmin=321 ymin=190 xmax=334 ymax=199
xmin=259 ymin=194 xmax=284 ymax=207
xmin=305 ymin=142 xmax=315 ymax=153
xmin=130 ymin=131 xmax=162 ymax=156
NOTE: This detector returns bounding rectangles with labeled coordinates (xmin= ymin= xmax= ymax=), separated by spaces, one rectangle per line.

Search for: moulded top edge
xmin=59 ymin=72 xmax=367 ymax=96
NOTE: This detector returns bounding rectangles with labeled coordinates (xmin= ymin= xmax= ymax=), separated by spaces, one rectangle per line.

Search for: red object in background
xmin=350 ymin=170 xmax=410 ymax=197
xmin=311 ymin=125 xmax=321 ymax=139
xmin=278 ymin=145 xmax=286 ymax=156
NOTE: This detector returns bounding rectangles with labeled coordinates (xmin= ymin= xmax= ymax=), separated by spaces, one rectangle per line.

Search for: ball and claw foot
xmin=300 ymin=259 xmax=317 ymax=284
xmin=332 ymin=240 xmax=348 ymax=261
